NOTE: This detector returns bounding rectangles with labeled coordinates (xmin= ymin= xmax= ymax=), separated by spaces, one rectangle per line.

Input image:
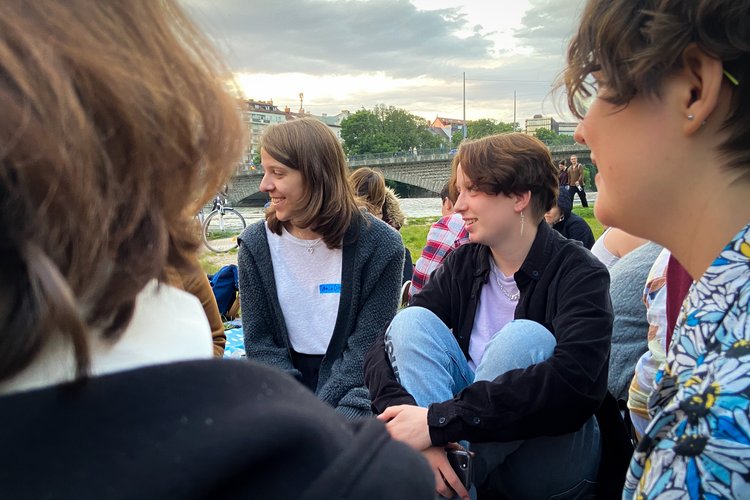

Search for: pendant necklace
xmin=305 ymin=238 xmax=322 ymax=254
xmin=490 ymin=259 xmax=520 ymax=302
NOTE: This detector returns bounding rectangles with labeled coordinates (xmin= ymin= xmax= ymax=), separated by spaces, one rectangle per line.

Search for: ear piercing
xmin=687 ymin=114 xmax=695 ymax=120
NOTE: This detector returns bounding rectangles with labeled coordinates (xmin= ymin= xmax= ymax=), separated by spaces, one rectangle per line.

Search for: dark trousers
xmin=569 ymin=185 xmax=588 ymax=207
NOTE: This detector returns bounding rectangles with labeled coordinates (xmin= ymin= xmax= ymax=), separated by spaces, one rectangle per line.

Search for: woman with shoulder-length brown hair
xmin=350 ymin=167 xmax=387 ymax=218
xmin=238 ymin=118 xmax=405 ymax=418
xmin=0 ymin=2 xmax=433 ymax=498
xmin=349 ymin=167 xmax=413 ymax=284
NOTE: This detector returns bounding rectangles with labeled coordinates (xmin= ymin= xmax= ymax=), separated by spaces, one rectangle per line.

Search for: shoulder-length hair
xmin=263 ymin=118 xmax=360 ymax=248
xmin=0 ymin=0 xmax=245 ymax=382
xmin=350 ymin=167 xmax=387 ymax=217
xmin=451 ymin=133 xmax=559 ymax=222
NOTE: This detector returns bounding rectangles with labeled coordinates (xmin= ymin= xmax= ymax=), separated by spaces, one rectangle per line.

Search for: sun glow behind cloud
xmin=188 ymin=0 xmax=583 ymax=123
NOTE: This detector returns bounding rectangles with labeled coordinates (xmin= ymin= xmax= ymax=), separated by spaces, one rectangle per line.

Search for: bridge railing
xmin=347 ymin=147 xmax=452 ymax=166
xmin=235 ymin=142 xmax=590 ymax=174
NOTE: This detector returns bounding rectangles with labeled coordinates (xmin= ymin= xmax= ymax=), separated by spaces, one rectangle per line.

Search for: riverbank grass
xmin=401 ymin=207 xmax=603 ymax=264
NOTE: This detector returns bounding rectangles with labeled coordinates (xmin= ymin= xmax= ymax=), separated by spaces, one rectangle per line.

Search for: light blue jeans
xmin=385 ymin=307 xmax=601 ymax=499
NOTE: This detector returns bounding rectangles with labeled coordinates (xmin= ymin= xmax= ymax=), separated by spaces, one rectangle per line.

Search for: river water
xmin=232 ymin=197 xmax=445 ymax=224
xmin=232 ymin=192 xmax=596 ymax=225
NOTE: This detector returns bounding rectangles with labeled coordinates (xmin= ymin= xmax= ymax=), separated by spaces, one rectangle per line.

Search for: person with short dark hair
xmin=239 ymin=118 xmax=405 ymax=418
xmin=366 ymin=133 xmax=618 ymax=499
xmin=410 ymin=178 xmax=469 ymax=299
xmin=544 ymin=192 xmax=595 ymax=249
xmin=564 ymin=0 xmax=750 ymax=496
xmin=439 ymin=181 xmax=456 ymax=216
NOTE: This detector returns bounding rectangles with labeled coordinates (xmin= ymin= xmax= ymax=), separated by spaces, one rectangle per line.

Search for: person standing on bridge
xmin=564 ymin=0 xmax=750 ymax=496
xmin=238 ymin=118 xmax=405 ymax=418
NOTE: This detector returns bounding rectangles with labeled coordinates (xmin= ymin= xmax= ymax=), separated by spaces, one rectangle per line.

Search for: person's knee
xmin=386 ymin=307 xmax=440 ymax=347
xmin=385 ymin=306 xmax=438 ymax=354
xmin=476 ymin=320 xmax=557 ymax=380
xmin=497 ymin=320 xmax=556 ymax=353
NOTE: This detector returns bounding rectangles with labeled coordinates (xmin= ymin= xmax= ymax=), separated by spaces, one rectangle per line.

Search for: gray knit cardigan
xmin=237 ymin=212 xmax=404 ymax=418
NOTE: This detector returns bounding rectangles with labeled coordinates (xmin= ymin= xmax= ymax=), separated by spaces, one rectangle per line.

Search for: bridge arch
xmin=227 ymin=144 xmax=591 ymax=206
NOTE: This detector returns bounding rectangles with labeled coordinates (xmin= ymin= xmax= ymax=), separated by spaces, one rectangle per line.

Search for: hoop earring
xmin=520 ymin=211 xmax=525 ymax=237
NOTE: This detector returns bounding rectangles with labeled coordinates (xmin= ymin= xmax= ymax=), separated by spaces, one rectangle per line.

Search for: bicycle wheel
xmin=202 ymin=208 xmax=246 ymax=253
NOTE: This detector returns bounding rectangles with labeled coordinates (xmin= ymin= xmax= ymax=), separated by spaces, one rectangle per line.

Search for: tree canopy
xmin=451 ymin=119 xmax=518 ymax=148
xmin=341 ymin=105 xmax=442 ymax=155
xmin=533 ymin=127 xmax=576 ymax=146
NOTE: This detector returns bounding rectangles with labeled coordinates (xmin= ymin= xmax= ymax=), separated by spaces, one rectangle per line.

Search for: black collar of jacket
xmin=474 ymin=220 xmax=554 ymax=291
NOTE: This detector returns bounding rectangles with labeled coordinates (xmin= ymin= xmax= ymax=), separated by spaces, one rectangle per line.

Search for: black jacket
xmin=364 ymin=222 xmax=613 ymax=445
xmin=553 ymin=190 xmax=594 ymax=249
xmin=552 ymin=213 xmax=595 ymax=249
xmin=0 ymin=360 xmax=433 ymax=500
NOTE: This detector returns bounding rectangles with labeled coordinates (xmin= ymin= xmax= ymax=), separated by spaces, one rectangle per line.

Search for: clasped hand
xmin=378 ymin=406 xmax=470 ymax=500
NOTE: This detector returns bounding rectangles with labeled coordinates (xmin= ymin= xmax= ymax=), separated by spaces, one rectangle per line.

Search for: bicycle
xmin=201 ymin=195 xmax=246 ymax=253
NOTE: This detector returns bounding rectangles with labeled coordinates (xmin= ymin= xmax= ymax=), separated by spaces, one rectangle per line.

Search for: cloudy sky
xmin=183 ymin=0 xmax=586 ymax=124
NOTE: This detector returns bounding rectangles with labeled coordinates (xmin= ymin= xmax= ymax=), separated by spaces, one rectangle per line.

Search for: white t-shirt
xmin=591 ymin=227 xmax=620 ymax=269
xmin=0 ymin=280 xmax=213 ymax=396
xmin=266 ymin=224 xmax=343 ymax=355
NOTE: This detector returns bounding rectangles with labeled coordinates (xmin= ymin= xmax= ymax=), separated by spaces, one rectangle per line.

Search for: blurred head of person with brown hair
xmin=0 ymin=0 xmax=244 ymax=389
xmin=0 ymin=3 xmax=436 ymax=499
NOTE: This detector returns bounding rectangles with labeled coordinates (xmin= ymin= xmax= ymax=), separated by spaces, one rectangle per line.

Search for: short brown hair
xmin=451 ymin=133 xmax=559 ymax=221
xmin=350 ymin=167 xmax=387 ymax=217
xmin=263 ymin=118 xmax=360 ymax=248
xmin=0 ymin=0 xmax=245 ymax=381
xmin=564 ymin=0 xmax=750 ymax=172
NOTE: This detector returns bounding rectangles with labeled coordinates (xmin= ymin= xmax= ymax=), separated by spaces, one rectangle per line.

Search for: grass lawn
xmin=401 ymin=206 xmax=603 ymax=264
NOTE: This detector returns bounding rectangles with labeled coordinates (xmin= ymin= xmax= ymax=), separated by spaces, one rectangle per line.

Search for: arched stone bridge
xmin=229 ymin=144 xmax=591 ymax=206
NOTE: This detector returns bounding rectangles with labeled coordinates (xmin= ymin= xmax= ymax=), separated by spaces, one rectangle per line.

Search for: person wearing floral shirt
xmin=563 ymin=0 xmax=750 ymax=496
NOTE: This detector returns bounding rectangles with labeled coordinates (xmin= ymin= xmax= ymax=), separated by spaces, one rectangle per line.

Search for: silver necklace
xmin=304 ymin=239 xmax=322 ymax=254
xmin=490 ymin=259 xmax=520 ymax=302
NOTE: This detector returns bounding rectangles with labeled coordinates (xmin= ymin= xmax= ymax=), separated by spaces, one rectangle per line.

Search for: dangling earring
xmin=520 ymin=211 xmax=525 ymax=237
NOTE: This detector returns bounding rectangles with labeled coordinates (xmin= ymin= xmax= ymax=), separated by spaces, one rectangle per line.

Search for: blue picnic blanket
xmin=223 ymin=320 xmax=245 ymax=358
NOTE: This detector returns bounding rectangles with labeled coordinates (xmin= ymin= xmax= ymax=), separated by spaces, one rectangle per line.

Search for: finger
xmin=440 ymin=464 xmax=470 ymax=500
xmin=377 ymin=406 xmax=400 ymax=421
xmin=435 ymin=475 xmax=454 ymax=499
xmin=444 ymin=442 xmax=466 ymax=452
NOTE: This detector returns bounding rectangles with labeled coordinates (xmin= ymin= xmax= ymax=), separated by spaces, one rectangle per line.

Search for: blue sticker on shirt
xmin=319 ymin=284 xmax=342 ymax=294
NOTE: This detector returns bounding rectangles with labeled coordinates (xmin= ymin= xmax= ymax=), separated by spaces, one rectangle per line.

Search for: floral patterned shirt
xmin=624 ymin=223 xmax=750 ymax=498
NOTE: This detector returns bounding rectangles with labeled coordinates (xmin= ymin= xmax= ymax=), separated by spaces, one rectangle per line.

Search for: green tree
xmin=341 ymin=104 xmax=442 ymax=155
xmin=534 ymin=127 xmax=576 ymax=146
xmin=451 ymin=119 xmax=517 ymax=148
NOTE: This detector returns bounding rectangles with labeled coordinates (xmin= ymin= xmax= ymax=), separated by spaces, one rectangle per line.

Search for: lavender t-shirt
xmin=468 ymin=258 xmax=519 ymax=371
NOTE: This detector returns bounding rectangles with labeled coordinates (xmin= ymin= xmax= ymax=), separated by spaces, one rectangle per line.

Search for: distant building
xmin=309 ymin=110 xmax=351 ymax=142
xmin=428 ymin=127 xmax=450 ymax=142
xmin=431 ymin=116 xmax=465 ymax=143
xmin=241 ymin=99 xmax=287 ymax=171
xmin=558 ymin=121 xmax=579 ymax=136
xmin=525 ymin=114 xmax=559 ymax=135
xmin=239 ymin=100 xmax=350 ymax=172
